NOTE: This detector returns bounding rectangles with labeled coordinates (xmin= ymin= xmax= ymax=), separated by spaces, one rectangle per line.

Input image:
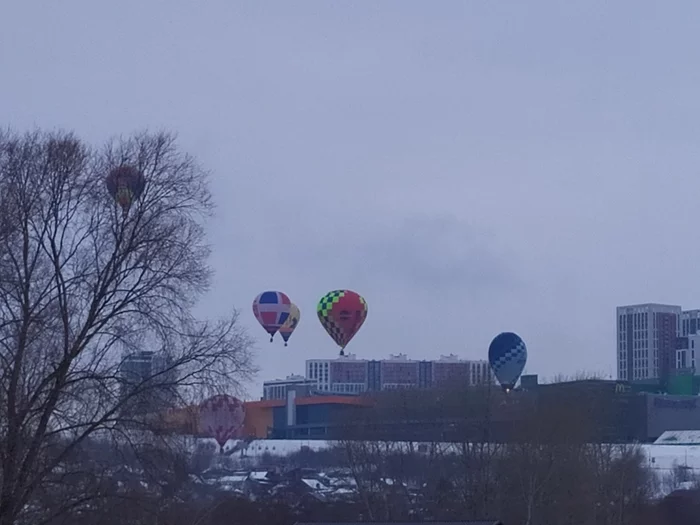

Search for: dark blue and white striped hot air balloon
xmin=488 ymin=332 xmax=527 ymax=392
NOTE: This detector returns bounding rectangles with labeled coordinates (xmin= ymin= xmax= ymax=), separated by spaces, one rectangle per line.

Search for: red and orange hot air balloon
xmin=317 ymin=290 xmax=368 ymax=355
xmin=105 ymin=165 xmax=146 ymax=216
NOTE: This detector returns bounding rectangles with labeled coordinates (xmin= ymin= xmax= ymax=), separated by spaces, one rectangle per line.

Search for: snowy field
xmin=642 ymin=444 xmax=700 ymax=471
xmin=189 ymin=437 xmax=700 ymax=474
xmin=180 ymin=438 xmax=700 ymax=498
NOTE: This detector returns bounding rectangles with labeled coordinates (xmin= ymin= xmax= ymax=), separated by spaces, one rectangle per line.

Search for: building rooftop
xmin=246 ymin=395 xmax=373 ymax=409
xmin=617 ymin=303 xmax=681 ymax=310
xmin=306 ymin=354 xmax=487 ymax=363
xmin=263 ymin=375 xmax=314 ymax=385
xmin=655 ymin=430 xmax=700 ymax=445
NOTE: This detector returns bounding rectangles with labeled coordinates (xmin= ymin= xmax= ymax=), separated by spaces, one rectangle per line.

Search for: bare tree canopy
xmin=0 ymin=129 xmax=255 ymax=525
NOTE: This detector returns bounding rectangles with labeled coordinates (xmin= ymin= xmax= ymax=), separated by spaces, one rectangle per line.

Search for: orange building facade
xmin=159 ymin=395 xmax=372 ymax=439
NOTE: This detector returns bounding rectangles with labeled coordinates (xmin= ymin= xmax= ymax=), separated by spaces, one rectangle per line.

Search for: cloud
xmin=6 ymin=0 xmax=700 ymax=391
xmin=282 ymin=213 xmax=524 ymax=301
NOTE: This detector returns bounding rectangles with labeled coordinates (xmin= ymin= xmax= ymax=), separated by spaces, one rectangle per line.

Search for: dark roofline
xmin=539 ymin=378 xmax=618 ymax=386
xmin=294 ymin=521 xmax=503 ymax=525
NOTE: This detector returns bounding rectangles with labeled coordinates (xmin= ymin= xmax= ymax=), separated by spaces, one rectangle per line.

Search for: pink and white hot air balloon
xmin=198 ymin=395 xmax=245 ymax=452
xmin=252 ymin=291 xmax=291 ymax=342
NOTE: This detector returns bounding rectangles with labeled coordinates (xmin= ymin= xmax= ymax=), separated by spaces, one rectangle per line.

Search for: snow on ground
xmin=242 ymin=439 xmax=330 ymax=457
xmin=641 ymin=444 xmax=700 ymax=471
xmin=301 ymin=478 xmax=326 ymax=490
xmin=189 ymin=437 xmax=700 ymax=475
xmin=219 ymin=474 xmax=248 ymax=483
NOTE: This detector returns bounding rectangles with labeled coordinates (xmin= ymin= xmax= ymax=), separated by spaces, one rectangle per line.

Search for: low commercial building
xmin=249 ymin=394 xmax=372 ymax=439
xmin=160 ymin=394 xmax=371 ymax=439
xmin=161 ymin=379 xmax=700 ymax=443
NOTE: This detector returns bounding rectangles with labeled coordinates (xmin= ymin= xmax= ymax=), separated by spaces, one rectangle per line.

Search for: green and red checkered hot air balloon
xmin=317 ymin=290 xmax=367 ymax=356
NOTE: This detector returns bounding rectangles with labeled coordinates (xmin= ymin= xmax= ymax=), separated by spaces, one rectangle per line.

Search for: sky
xmin=3 ymin=1 xmax=700 ymax=397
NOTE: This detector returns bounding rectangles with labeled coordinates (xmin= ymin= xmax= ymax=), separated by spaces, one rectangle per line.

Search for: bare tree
xmin=0 ymin=129 xmax=255 ymax=525
xmin=546 ymin=370 xmax=607 ymax=383
xmin=315 ymin=378 xmax=659 ymax=525
xmin=496 ymin=403 xmax=561 ymax=525
xmin=660 ymin=461 xmax=700 ymax=495
xmin=449 ymin=383 xmax=503 ymax=520
xmin=494 ymin=379 xmax=653 ymax=525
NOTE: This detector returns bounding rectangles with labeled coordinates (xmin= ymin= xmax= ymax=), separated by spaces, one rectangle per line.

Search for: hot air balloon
xmin=105 ymin=165 xmax=146 ymax=216
xmin=252 ymin=291 xmax=291 ymax=342
xmin=317 ymin=290 xmax=367 ymax=355
xmin=198 ymin=395 xmax=245 ymax=452
xmin=279 ymin=303 xmax=300 ymax=346
xmin=488 ymin=332 xmax=527 ymax=392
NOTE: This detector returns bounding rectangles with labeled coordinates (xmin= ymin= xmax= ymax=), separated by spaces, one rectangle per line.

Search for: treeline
xmin=336 ymin=440 xmax=651 ymax=524
xmin=38 ymin=484 xmax=700 ymax=525
xmin=314 ymin=383 xmax=656 ymax=523
xmin=20 ymin=381 xmax=699 ymax=525
xmin=27 ymin=421 xmax=700 ymax=525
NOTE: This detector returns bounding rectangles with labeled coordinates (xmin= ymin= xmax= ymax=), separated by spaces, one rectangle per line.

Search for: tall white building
xmin=681 ymin=310 xmax=700 ymax=336
xmin=468 ymin=359 xmax=493 ymax=386
xmin=616 ymin=303 xmax=681 ymax=382
xmin=306 ymin=357 xmax=333 ymax=392
xmin=306 ymin=353 xmax=366 ymax=394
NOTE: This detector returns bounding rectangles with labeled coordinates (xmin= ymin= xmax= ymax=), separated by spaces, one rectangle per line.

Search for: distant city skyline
xmin=119 ymin=350 xmax=179 ymax=413
xmin=616 ymin=303 xmax=700 ymax=385
xmin=262 ymin=352 xmax=494 ymax=400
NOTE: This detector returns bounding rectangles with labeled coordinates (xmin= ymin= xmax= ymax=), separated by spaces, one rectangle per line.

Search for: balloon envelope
xmin=105 ymin=166 xmax=145 ymax=212
xmin=488 ymin=332 xmax=527 ymax=391
xmin=279 ymin=303 xmax=300 ymax=345
xmin=198 ymin=395 xmax=245 ymax=449
xmin=317 ymin=290 xmax=367 ymax=350
xmin=253 ymin=291 xmax=291 ymax=342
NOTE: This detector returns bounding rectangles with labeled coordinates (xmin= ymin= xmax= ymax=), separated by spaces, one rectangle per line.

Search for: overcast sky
xmin=3 ymin=1 xmax=700 ymax=396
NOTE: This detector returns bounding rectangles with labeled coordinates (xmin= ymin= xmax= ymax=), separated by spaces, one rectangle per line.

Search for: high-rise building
xmin=306 ymin=358 xmax=332 ymax=392
xmin=380 ymin=354 xmax=419 ymax=389
xmin=616 ymin=303 xmax=681 ymax=383
xmin=619 ymin=304 xmax=700 ymax=384
xmin=681 ymin=310 xmax=700 ymax=337
xmin=432 ymin=353 xmax=492 ymax=387
xmin=306 ymin=354 xmax=366 ymax=394
xmin=302 ymin=353 xmax=494 ymax=395
xmin=119 ymin=350 xmax=178 ymax=413
xmin=676 ymin=331 xmax=700 ymax=372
